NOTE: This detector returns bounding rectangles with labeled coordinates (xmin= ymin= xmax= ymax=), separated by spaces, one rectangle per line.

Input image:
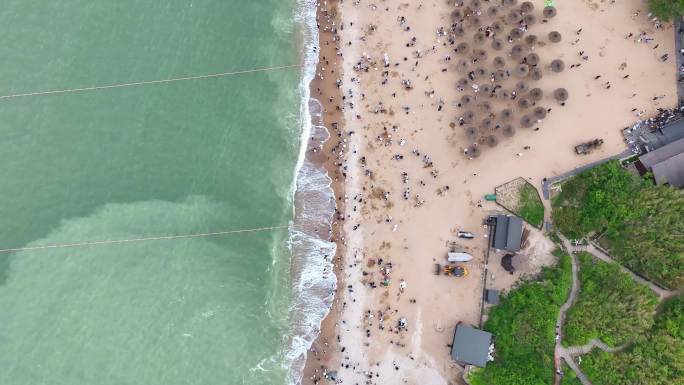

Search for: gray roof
xmin=485 ymin=289 xmax=500 ymax=305
xmin=650 ymin=119 xmax=684 ymax=150
xmin=492 ymin=215 xmax=523 ymax=252
xmin=652 ymin=151 xmax=684 ymax=187
xmin=639 ymin=137 xmax=684 ymax=169
xmin=451 ymin=325 xmax=493 ymax=367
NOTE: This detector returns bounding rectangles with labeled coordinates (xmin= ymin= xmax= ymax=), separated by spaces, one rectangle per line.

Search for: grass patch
xmin=560 ymin=362 xmax=582 ymax=385
xmin=469 ymin=250 xmax=572 ymax=385
xmin=563 ymin=253 xmax=658 ymax=347
xmin=518 ymin=183 xmax=544 ymax=228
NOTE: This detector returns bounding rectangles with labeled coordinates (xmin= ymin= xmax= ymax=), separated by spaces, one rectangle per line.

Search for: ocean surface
xmin=0 ymin=1 xmax=335 ymax=385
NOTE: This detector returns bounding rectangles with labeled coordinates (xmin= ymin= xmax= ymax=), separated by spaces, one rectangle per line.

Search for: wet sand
xmin=303 ymin=0 xmax=676 ymax=383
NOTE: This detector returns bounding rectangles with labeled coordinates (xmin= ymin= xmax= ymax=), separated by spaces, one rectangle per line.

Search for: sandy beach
xmin=304 ymin=0 xmax=676 ymax=384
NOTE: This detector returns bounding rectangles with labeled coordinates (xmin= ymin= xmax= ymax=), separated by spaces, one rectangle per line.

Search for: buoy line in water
xmin=0 ymin=64 xmax=301 ymax=100
xmin=0 ymin=225 xmax=289 ymax=253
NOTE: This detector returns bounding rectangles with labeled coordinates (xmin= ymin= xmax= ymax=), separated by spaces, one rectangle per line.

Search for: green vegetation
xmin=469 ymin=251 xmax=572 ymax=385
xmin=560 ymin=362 xmax=582 ymax=385
xmin=517 ymin=182 xmax=544 ymax=228
xmin=580 ymin=294 xmax=684 ymax=385
xmin=648 ymin=0 xmax=684 ymax=21
xmin=552 ymin=161 xmax=684 ymax=288
xmin=564 ymin=253 xmax=658 ymax=347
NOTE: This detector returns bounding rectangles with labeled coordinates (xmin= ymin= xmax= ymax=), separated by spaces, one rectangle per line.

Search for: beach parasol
xmin=515 ymin=80 xmax=529 ymax=93
xmin=451 ymin=9 xmax=464 ymax=20
xmin=503 ymin=124 xmax=515 ymax=137
xmin=533 ymin=106 xmax=547 ymax=119
xmin=458 ymin=77 xmax=470 ymax=88
xmin=548 ymin=30 xmax=562 ymax=43
xmin=456 ymin=42 xmax=470 ymax=54
xmin=463 ymin=110 xmax=476 ymax=123
xmin=520 ymin=114 xmax=534 ymax=128
xmin=480 ymin=118 xmax=493 ymax=130
xmin=492 ymin=21 xmax=505 ymax=34
xmin=504 ymin=0 xmax=518 ymax=6
xmin=486 ymin=135 xmax=499 ymax=147
xmin=487 ymin=6 xmax=500 ymax=18
xmin=454 ymin=25 xmax=466 ymax=37
xmin=457 ymin=59 xmax=470 ymax=73
xmin=470 ymin=15 xmax=482 ymax=27
xmin=491 ymin=38 xmax=504 ymax=51
xmin=470 ymin=0 xmax=482 ymax=9
xmin=509 ymin=28 xmax=524 ymax=40
xmin=473 ymin=32 xmax=486 ymax=45
xmin=550 ymin=59 xmax=565 ymax=73
xmin=525 ymin=52 xmax=540 ymax=66
xmin=553 ymin=88 xmax=569 ymax=102
xmin=496 ymin=87 xmax=511 ymax=99
xmin=507 ymin=10 xmax=521 ymax=23
xmin=479 ymin=100 xmax=493 ymax=113
xmin=467 ymin=144 xmax=481 ymax=158
xmin=494 ymin=69 xmax=508 ymax=81
xmin=514 ymin=63 xmax=529 ymax=78
xmin=499 ymin=108 xmax=514 ymax=121
xmin=517 ymin=97 xmax=532 ymax=109
xmin=510 ymin=44 xmax=525 ymax=59
xmin=543 ymin=6 xmax=557 ymax=18
xmin=493 ymin=55 xmax=506 ymax=68
xmin=473 ymin=48 xmax=488 ymax=62
xmin=474 ymin=66 xmax=487 ymax=78
xmin=529 ymin=87 xmax=543 ymax=101
xmin=524 ymin=34 xmax=538 ymax=47
xmin=523 ymin=14 xmax=536 ymax=26
xmin=460 ymin=94 xmax=474 ymax=106
xmin=530 ymin=67 xmax=543 ymax=80
xmin=465 ymin=126 xmax=478 ymax=139
xmin=520 ymin=1 xmax=534 ymax=13
xmin=481 ymin=83 xmax=494 ymax=95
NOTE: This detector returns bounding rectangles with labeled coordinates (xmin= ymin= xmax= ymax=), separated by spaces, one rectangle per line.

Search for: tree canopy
xmin=648 ymin=0 xmax=684 ymax=21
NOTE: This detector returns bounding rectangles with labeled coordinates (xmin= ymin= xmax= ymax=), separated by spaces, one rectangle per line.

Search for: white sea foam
xmin=282 ymin=1 xmax=338 ymax=384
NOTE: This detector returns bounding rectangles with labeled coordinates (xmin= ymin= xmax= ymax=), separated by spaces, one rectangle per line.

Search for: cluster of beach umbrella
xmin=448 ymin=0 xmax=567 ymax=158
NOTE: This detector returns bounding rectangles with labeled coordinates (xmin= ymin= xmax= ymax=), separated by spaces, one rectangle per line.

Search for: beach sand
xmin=304 ymin=0 xmax=676 ymax=383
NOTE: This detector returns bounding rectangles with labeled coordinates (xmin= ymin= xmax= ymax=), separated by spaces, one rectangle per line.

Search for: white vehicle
xmin=447 ymin=252 xmax=473 ymax=263
xmin=457 ymin=231 xmax=475 ymax=239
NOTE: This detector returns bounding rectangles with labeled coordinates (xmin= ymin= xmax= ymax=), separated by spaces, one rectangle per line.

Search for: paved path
xmin=541 ymin=149 xmax=633 ymax=199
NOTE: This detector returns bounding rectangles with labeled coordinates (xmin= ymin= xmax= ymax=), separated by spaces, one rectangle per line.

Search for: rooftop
xmin=492 ymin=215 xmax=523 ymax=252
xmin=451 ymin=324 xmax=493 ymax=368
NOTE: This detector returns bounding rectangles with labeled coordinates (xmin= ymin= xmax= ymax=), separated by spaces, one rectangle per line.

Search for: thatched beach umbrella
xmin=524 ymin=34 xmax=538 ymax=47
xmin=473 ymin=32 xmax=486 ymax=45
xmin=517 ymin=97 xmax=532 ymax=109
xmin=494 ymin=69 xmax=508 ymax=81
xmin=529 ymin=87 xmax=543 ymax=101
xmin=473 ymin=48 xmax=488 ymax=62
xmin=479 ymin=100 xmax=493 ymax=113
xmin=525 ymin=52 xmax=540 ymax=66
xmin=509 ymin=28 xmax=524 ymax=41
xmin=457 ymin=42 xmax=470 ymax=54
xmin=486 ymin=135 xmax=499 ymax=147
xmin=510 ymin=44 xmax=525 ymax=59
xmin=452 ymin=9 xmax=464 ymax=20
xmin=454 ymin=25 xmax=466 ymax=37
xmin=470 ymin=0 xmax=482 ymax=9
xmin=520 ymin=1 xmax=534 ymax=13
xmin=465 ymin=126 xmax=478 ymax=139
xmin=492 ymin=21 xmax=505 ymax=34
xmin=515 ymin=80 xmax=529 ymax=93
xmin=458 ymin=77 xmax=470 ymax=88
xmin=457 ymin=59 xmax=470 ymax=73
xmin=493 ymin=56 xmax=506 ymax=70
xmin=487 ymin=6 xmax=500 ymax=18
xmin=480 ymin=84 xmax=493 ymax=95
xmin=530 ymin=67 xmax=543 ymax=80
xmin=480 ymin=117 xmax=494 ymax=130
xmin=499 ymin=108 xmax=514 ymax=121
xmin=474 ymin=66 xmax=487 ymax=78
xmin=504 ymin=0 xmax=518 ymax=6
xmin=553 ymin=87 xmax=569 ymax=102
xmin=461 ymin=94 xmax=475 ymax=106
xmin=520 ymin=114 xmax=534 ymax=128
xmin=491 ymin=38 xmax=504 ymax=51
xmin=503 ymin=124 xmax=516 ymax=137
xmin=514 ymin=63 xmax=529 ymax=78
xmin=470 ymin=15 xmax=482 ymax=27
xmin=467 ymin=144 xmax=481 ymax=158
xmin=507 ymin=10 xmax=521 ymax=23
xmin=463 ymin=110 xmax=476 ymax=123
xmin=543 ymin=6 xmax=557 ymax=18
xmin=533 ymin=106 xmax=547 ymax=119
xmin=548 ymin=30 xmax=562 ymax=43
xmin=523 ymin=13 xmax=536 ymax=26
xmin=496 ymin=87 xmax=511 ymax=100
xmin=550 ymin=59 xmax=565 ymax=73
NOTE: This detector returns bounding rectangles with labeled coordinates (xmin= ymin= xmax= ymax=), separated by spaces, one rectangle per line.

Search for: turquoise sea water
xmin=0 ymin=1 xmax=332 ymax=384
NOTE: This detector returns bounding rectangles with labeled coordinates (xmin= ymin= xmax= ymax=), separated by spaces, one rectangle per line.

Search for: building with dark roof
xmin=450 ymin=324 xmax=493 ymax=368
xmin=485 ymin=289 xmax=500 ymax=305
xmin=492 ymin=215 xmax=523 ymax=252
xmin=636 ymin=137 xmax=684 ymax=188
